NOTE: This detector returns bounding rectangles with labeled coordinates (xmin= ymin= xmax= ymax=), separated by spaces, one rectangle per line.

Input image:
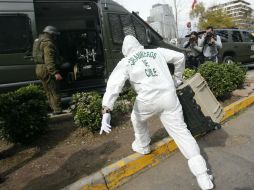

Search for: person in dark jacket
xmin=184 ymin=31 xmax=203 ymax=68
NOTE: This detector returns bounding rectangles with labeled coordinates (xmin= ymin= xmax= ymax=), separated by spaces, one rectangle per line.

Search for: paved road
xmin=117 ymin=105 xmax=254 ymax=190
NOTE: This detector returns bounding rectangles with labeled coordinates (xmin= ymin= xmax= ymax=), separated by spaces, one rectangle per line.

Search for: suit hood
xmin=122 ymin=35 xmax=144 ymax=57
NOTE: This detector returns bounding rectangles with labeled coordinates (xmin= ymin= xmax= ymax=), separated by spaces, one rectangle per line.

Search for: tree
xmin=200 ymin=9 xmax=235 ymax=29
xmin=190 ymin=3 xmax=235 ymax=30
xmin=189 ymin=2 xmax=206 ymax=19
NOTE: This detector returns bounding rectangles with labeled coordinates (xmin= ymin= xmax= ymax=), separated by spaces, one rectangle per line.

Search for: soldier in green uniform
xmin=33 ymin=26 xmax=63 ymax=114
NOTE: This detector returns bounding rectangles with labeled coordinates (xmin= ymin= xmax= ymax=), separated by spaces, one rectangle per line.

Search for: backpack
xmin=32 ymin=38 xmax=44 ymax=64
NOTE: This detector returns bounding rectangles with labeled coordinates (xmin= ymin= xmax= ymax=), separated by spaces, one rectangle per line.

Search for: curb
xmin=62 ymin=138 xmax=178 ymax=190
xmin=222 ymin=93 xmax=254 ymax=122
xmin=62 ymin=93 xmax=254 ymax=190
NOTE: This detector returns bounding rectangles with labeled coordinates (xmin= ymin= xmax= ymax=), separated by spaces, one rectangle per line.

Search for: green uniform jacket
xmin=35 ymin=33 xmax=61 ymax=80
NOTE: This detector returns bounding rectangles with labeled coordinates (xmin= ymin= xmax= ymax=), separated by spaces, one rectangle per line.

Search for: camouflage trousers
xmin=36 ymin=65 xmax=62 ymax=114
xmin=41 ymin=77 xmax=62 ymax=114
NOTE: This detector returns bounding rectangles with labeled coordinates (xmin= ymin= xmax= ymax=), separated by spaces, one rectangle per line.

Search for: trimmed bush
xmin=70 ymin=92 xmax=102 ymax=132
xmin=223 ymin=63 xmax=246 ymax=89
xmin=183 ymin=68 xmax=197 ymax=80
xmin=198 ymin=62 xmax=246 ymax=98
xmin=0 ymin=85 xmax=49 ymax=144
xmin=70 ymin=87 xmax=136 ymax=132
xmin=114 ymin=87 xmax=136 ymax=114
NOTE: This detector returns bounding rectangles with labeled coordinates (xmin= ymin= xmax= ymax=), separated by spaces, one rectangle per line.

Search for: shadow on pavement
xmin=22 ymin=141 xmax=120 ymax=190
xmin=198 ymin=128 xmax=229 ymax=179
xmin=201 ymin=127 xmax=229 ymax=148
xmin=0 ymin=121 xmax=75 ymax=183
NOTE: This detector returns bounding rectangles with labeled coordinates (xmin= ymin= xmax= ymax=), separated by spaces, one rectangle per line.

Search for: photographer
xmin=183 ymin=31 xmax=203 ymax=68
xmin=199 ymin=26 xmax=222 ymax=63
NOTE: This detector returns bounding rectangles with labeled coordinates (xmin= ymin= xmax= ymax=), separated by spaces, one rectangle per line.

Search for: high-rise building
xmin=210 ymin=0 xmax=253 ymax=29
xmin=147 ymin=4 xmax=177 ymax=42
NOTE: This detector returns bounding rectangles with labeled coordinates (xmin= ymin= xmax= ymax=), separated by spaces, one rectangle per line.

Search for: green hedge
xmin=197 ymin=62 xmax=246 ymax=98
xmin=183 ymin=68 xmax=196 ymax=80
xmin=70 ymin=87 xmax=136 ymax=132
xmin=114 ymin=87 xmax=136 ymax=114
xmin=70 ymin=92 xmax=102 ymax=132
xmin=0 ymin=85 xmax=49 ymax=144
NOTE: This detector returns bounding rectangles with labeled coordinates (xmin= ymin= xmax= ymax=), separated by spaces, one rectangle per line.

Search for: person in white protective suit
xmin=100 ymin=35 xmax=214 ymax=190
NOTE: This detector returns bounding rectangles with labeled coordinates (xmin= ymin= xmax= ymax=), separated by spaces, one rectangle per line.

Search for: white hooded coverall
xmin=102 ymin=35 xmax=213 ymax=189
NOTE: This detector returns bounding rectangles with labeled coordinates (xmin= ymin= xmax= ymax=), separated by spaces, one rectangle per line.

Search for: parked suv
xmin=214 ymin=29 xmax=254 ymax=66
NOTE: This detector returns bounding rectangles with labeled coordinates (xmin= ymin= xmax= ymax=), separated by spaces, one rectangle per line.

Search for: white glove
xmin=100 ymin=113 xmax=111 ymax=135
xmin=173 ymin=78 xmax=183 ymax=88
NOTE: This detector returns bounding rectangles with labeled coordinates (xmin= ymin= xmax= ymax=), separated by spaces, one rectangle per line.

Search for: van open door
xmin=34 ymin=0 xmax=106 ymax=95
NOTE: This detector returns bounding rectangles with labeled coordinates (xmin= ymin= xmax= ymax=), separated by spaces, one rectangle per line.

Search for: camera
xmin=189 ymin=35 xmax=197 ymax=44
xmin=205 ymin=32 xmax=216 ymax=46
xmin=184 ymin=35 xmax=197 ymax=48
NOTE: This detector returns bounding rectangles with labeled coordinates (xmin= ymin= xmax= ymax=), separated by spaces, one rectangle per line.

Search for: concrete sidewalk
xmin=117 ymin=105 xmax=254 ymax=190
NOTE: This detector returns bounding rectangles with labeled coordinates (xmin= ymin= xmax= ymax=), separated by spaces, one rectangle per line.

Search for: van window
xmin=242 ymin=31 xmax=254 ymax=42
xmin=120 ymin=14 xmax=136 ymax=37
xmin=108 ymin=14 xmax=124 ymax=44
xmin=132 ymin=18 xmax=148 ymax=46
xmin=232 ymin=31 xmax=242 ymax=42
xmin=0 ymin=14 xmax=32 ymax=54
xmin=108 ymin=13 xmax=148 ymax=46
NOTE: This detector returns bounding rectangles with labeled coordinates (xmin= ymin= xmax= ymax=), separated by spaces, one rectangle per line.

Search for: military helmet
xmin=43 ymin=26 xmax=60 ymax=35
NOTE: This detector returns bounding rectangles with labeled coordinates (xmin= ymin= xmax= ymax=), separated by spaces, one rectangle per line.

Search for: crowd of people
xmin=183 ymin=26 xmax=222 ymax=68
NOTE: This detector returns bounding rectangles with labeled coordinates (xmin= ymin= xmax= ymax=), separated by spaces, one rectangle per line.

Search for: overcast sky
xmin=114 ymin=0 xmax=254 ymax=37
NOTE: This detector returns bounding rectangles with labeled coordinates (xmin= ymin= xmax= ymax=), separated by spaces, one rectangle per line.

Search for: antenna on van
xmin=104 ymin=0 xmax=108 ymax=10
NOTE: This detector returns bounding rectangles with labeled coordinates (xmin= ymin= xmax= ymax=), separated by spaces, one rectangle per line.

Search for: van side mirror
xmin=146 ymin=29 xmax=152 ymax=44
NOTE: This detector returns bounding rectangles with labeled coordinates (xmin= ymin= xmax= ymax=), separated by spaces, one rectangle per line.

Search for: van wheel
xmin=223 ymin=56 xmax=235 ymax=64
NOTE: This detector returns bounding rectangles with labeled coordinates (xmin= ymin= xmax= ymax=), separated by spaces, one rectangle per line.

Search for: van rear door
xmin=34 ymin=0 xmax=106 ymax=94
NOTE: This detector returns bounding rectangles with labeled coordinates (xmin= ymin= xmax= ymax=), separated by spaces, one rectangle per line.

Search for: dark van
xmin=0 ymin=0 xmax=184 ymax=97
